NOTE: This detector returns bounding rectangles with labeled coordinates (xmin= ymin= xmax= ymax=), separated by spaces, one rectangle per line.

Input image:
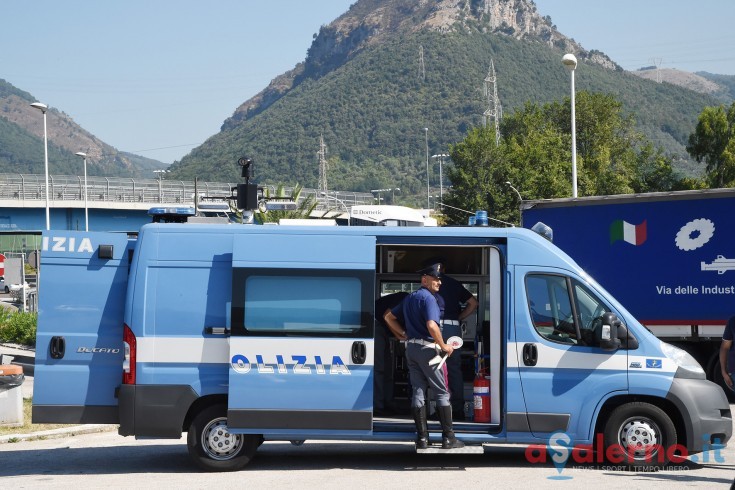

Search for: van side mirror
xmin=617 ymin=323 xmax=639 ymax=350
xmin=597 ymin=312 xmax=622 ymax=351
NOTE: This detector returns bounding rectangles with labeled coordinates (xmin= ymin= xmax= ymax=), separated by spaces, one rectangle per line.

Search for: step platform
xmin=416 ymin=445 xmax=484 ymax=454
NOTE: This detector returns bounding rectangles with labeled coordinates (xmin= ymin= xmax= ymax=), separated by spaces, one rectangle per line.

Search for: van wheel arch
xmin=182 ymin=394 xmax=228 ymax=433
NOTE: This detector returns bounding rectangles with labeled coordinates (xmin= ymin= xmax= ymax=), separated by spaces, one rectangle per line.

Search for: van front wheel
xmin=187 ymin=404 xmax=261 ymax=471
xmin=602 ymin=402 xmax=677 ymax=467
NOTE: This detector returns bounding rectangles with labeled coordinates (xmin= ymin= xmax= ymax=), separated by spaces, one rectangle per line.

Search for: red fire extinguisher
xmin=473 ymin=371 xmax=490 ymax=423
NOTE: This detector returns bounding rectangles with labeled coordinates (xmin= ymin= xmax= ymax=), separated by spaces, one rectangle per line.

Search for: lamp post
xmin=154 ymin=169 xmax=169 ymax=202
xmin=370 ymin=188 xmax=399 ymax=205
xmin=75 ymin=152 xmax=89 ymax=231
xmin=505 ymin=181 xmax=523 ymax=227
xmin=562 ymin=53 xmax=578 ymax=198
xmin=30 ymin=102 xmax=50 ymax=230
xmin=431 ymin=153 xmax=448 ymax=204
xmin=424 ymin=128 xmax=429 ymax=209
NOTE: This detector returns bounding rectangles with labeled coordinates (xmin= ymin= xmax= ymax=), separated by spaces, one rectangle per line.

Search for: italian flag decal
xmin=610 ymin=219 xmax=647 ymax=245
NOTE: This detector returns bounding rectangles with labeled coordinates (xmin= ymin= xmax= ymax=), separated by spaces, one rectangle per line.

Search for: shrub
xmin=0 ymin=311 xmax=37 ymax=346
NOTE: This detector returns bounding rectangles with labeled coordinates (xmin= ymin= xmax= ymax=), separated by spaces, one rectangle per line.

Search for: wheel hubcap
xmin=619 ymin=418 xmax=660 ymax=460
xmin=202 ymin=417 xmax=244 ymax=460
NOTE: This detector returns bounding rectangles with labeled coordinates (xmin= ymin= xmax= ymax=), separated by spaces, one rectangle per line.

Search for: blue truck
xmin=32 ymin=221 xmax=731 ymax=471
xmin=521 ymin=188 xmax=735 ymax=394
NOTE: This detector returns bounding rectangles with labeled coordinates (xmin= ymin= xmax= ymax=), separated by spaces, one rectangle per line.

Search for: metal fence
xmin=0 ymin=174 xmax=373 ymax=211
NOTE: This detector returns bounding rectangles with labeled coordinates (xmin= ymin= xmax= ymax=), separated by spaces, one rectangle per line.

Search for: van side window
xmin=526 ymin=274 xmax=611 ymax=347
xmin=231 ymin=268 xmax=373 ymax=338
xmin=526 ymin=274 xmax=578 ymax=345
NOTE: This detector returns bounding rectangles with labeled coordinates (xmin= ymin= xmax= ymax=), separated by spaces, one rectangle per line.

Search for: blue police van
xmin=33 ymin=222 xmax=732 ymax=471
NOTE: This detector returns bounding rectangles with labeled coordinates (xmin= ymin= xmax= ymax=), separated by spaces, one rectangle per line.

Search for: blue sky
xmin=2 ymin=1 xmax=734 ymax=165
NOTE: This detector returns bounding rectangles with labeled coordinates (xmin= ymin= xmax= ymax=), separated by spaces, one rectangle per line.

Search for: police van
xmin=33 ymin=223 xmax=731 ymax=471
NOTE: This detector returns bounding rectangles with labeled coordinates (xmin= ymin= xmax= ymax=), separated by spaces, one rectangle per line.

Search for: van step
xmin=416 ymin=445 xmax=484 ymax=454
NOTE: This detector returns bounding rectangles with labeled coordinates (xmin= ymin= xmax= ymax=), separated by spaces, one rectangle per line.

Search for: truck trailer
xmin=521 ymin=187 xmax=735 ymax=395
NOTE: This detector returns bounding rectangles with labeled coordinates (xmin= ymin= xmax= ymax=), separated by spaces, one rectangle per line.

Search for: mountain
xmin=631 ymin=68 xmax=735 ymax=104
xmin=166 ymin=0 xmax=722 ymax=195
xmin=0 ymin=78 xmax=165 ymax=178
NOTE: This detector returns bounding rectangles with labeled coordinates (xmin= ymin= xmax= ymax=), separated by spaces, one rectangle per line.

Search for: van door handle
xmin=50 ymin=336 xmax=66 ymax=359
xmin=351 ymin=341 xmax=366 ymax=364
xmin=522 ymin=343 xmax=537 ymax=366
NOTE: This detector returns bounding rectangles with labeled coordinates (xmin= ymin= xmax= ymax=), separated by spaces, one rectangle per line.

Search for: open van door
xmin=228 ymin=232 xmax=375 ymax=435
xmin=33 ymin=231 xmax=132 ymax=423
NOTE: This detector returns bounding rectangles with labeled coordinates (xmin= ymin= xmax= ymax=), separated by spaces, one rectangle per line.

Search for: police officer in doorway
xmin=437 ymin=269 xmax=478 ymax=420
xmin=384 ymin=263 xmax=464 ymax=449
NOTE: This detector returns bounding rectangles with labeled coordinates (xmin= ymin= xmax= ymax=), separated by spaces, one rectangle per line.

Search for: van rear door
xmin=33 ymin=231 xmax=132 ymax=423
xmin=228 ymin=232 xmax=375 ymax=435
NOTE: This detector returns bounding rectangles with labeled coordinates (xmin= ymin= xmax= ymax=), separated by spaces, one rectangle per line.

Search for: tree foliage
xmin=443 ymin=91 xmax=697 ymax=225
xmin=687 ymin=102 xmax=735 ymax=187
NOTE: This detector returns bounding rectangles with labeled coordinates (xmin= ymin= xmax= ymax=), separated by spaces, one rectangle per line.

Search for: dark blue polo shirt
xmin=391 ymin=287 xmax=443 ymax=340
xmin=438 ymin=275 xmax=473 ymax=321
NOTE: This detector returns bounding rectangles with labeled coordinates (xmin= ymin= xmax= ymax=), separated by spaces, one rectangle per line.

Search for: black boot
xmin=412 ymin=406 xmax=429 ymax=449
xmin=438 ymin=405 xmax=465 ymax=449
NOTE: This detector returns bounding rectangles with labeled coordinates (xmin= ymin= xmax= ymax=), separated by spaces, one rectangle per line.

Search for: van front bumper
xmin=666 ymin=377 xmax=732 ymax=453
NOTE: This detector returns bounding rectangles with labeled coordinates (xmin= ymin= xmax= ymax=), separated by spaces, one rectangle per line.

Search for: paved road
xmin=0 ymin=425 xmax=733 ymax=489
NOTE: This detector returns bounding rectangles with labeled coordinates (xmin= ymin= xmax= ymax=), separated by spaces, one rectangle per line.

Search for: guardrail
xmin=0 ymin=174 xmax=374 ymax=211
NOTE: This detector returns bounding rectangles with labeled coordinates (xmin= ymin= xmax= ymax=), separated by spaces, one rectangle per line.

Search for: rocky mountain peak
xmin=224 ymin=0 xmax=617 ymax=129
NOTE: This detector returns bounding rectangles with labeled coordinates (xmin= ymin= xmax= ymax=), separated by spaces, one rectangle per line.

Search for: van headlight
xmin=661 ymin=341 xmax=705 ymax=378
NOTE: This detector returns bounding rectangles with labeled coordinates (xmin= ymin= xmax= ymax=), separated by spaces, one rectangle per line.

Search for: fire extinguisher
xmin=473 ymin=371 xmax=490 ymax=423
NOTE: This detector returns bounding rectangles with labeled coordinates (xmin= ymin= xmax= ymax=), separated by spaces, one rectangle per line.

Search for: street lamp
xmin=370 ymin=188 xmax=400 ymax=204
xmin=505 ymin=181 xmax=523 ymax=227
xmin=424 ymin=128 xmax=429 ymax=209
xmin=75 ymin=152 xmax=89 ymax=231
xmin=30 ymin=102 xmax=50 ymax=230
xmin=153 ymin=169 xmax=169 ymax=203
xmin=431 ymin=153 xmax=448 ymax=204
xmin=562 ymin=53 xmax=578 ymax=198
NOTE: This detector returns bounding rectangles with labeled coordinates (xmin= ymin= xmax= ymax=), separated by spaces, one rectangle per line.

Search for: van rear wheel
xmin=187 ymin=404 xmax=261 ymax=471
xmin=602 ymin=402 xmax=677 ymax=467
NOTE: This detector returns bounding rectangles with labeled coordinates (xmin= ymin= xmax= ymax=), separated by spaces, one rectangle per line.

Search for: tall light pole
xmin=30 ymin=102 xmax=50 ymax=229
xmin=432 ymin=153 xmax=448 ymax=204
xmin=562 ymin=53 xmax=578 ymax=198
xmin=154 ymin=169 xmax=169 ymax=202
xmin=75 ymin=152 xmax=89 ymax=231
xmin=505 ymin=181 xmax=523 ymax=227
xmin=424 ymin=128 xmax=430 ymax=209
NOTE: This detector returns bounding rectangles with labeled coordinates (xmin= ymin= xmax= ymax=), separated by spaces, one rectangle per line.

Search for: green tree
xmin=687 ymin=102 xmax=735 ymax=187
xmin=445 ymin=91 xmax=691 ymax=225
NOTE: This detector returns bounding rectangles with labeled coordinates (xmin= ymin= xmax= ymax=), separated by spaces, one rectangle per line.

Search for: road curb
xmin=0 ymin=424 xmax=117 ymax=444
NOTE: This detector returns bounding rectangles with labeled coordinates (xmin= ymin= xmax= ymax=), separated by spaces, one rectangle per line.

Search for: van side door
xmin=228 ymin=233 xmax=375 ymax=435
xmin=513 ymin=267 xmax=628 ymax=441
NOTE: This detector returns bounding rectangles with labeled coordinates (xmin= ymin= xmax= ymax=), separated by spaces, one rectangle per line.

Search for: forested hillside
xmin=168 ymin=28 xmax=717 ymax=196
xmin=0 ymin=78 xmax=162 ymax=177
